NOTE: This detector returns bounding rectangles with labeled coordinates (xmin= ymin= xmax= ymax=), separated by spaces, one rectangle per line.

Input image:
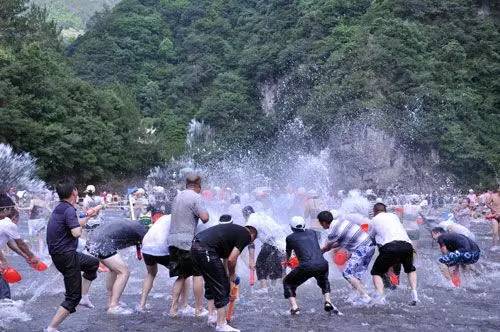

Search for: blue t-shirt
xmin=47 ymin=201 xmax=80 ymax=255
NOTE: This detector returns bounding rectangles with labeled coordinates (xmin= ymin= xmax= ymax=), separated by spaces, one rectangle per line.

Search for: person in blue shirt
xmin=283 ymin=216 xmax=341 ymax=316
xmin=45 ymin=181 xmax=100 ymax=332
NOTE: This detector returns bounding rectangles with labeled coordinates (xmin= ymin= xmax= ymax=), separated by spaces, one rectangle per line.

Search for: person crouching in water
xmin=283 ymin=216 xmax=340 ymax=315
xmin=243 ymin=206 xmax=285 ymax=293
xmin=138 ymin=208 xmax=191 ymax=314
xmin=86 ymin=220 xmax=147 ymax=315
xmin=318 ymin=211 xmax=375 ymax=305
xmin=191 ymin=221 xmax=257 ymax=332
xmin=369 ymin=203 xmax=419 ymax=305
xmin=431 ymin=227 xmax=480 ymax=286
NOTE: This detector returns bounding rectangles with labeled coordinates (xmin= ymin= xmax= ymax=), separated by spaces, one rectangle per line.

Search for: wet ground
xmin=2 ymin=217 xmax=499 ymax=332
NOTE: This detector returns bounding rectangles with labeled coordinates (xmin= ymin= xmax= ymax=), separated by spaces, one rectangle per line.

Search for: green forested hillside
xmin=68 ymin=0 xmax=500 ymax=187
xmin=1 ymin=0 xmax=499 ymax=187
xmin=0 ymin=0 xmax=158 ymax=184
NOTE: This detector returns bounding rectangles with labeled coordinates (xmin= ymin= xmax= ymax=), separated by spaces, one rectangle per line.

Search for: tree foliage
xmin=2 ymin=0 xmax=499 ymax=187
xmin=0 ymin=0 xmax=160 ymax=184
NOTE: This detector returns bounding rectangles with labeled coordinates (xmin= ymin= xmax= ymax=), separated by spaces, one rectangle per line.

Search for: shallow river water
xmin=2 ymin=215 xmax=499 ymax=332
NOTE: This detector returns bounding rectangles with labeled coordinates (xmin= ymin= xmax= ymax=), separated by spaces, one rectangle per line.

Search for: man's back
xmin=286 ymin=230 xmax=326 ymax=267
xmin=371 ymin=212 xmax=410 ymax=246
xmin=438 ymin=233 xmax=479 ymax=253
xmin=169 ymin=189 xmax=206 ymax=250
xmin=46 ymin=201 xmax=79 ymax=255
xmin=195 ymin=223 xmax=251 ymax=258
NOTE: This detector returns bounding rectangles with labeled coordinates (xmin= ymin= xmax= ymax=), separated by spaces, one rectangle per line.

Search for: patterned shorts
xmin=343 ymin=244 xmax=376 ymax=280
xmin=439 ymin=250 xmax=480 ymax=266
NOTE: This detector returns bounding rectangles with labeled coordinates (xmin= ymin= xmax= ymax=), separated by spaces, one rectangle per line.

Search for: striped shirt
xmin=326 ymin=219 xmax=372 ymax=252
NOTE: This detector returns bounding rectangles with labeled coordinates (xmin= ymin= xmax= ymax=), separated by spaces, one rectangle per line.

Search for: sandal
xmin=290 ymin=307 xmax=301 ymax=315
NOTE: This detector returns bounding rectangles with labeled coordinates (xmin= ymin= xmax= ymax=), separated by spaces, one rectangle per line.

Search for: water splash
xmin=0 ymin=143 xmax=45 ymax=193
xmin=0 ymin=299 xmax=31 ymax=328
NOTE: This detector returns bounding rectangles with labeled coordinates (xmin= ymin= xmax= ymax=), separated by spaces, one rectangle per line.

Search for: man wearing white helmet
xmin=282 ymin=216 xmax=341 ymax=316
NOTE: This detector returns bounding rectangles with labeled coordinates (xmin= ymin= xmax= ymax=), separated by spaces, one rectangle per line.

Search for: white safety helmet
xmin=85 ymin=185 xmax=96 ymax=194
xmin=136 ymin=188 xmax=146 ymax=195
xmin=290 ymin=216 xmax=306 ymax=230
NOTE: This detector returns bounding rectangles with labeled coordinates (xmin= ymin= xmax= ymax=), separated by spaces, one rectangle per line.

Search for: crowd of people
xmin=0 ymin=177 xmax=499 ymax=332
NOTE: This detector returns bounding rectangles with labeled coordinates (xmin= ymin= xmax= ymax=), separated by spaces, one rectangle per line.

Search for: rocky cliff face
xmin=328 ymin=125 xmax=445 ymax=191
xmin=260 ymin=78 xmax=447 ymax=191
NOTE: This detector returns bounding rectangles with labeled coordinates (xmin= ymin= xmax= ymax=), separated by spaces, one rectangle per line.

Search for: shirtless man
xmin=487 ymin=188 xmax=500 ymax=249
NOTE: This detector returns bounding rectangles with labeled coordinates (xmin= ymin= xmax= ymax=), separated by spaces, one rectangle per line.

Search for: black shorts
xmin=51 ymin=251 xmax=99 ymax=313
xmin=283 ymin=262 xmax=330 ymax=299
xmin=168 ymin=246 xmax=201 ymax=278
xmin=371 ymin=241 xmax=416 ymax=276
xmin=256 ymin=243 xmax=284 ymax=280
xmin=191 ymin=245 xmax=230 ymax=309
xmin=143 ymin=253 xmax=170 ymax=268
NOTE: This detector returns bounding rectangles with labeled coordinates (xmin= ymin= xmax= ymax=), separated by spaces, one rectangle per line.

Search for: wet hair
xmin=242 ymin=205 xmax=255 ymax=218
xmin=245 ymin=225 xmax=258 ymax=240
xmin=317 ymin=211 xmax=333 ymax=224
xmin=373 ymin=202 xmax=387 ymax=214
xmin=56 ymin=180 xmax=77 ymax=200
xmin=431 ymin=227 xmax=446 ymax=234
xmin=219 ymin=214 xmax=232 ymax=223
xmin=185 ymin=173 xmax=201 ymax=188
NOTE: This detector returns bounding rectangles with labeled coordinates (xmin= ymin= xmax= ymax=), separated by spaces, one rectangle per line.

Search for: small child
xmin=283 ymin=216 xmax=341 ymax=315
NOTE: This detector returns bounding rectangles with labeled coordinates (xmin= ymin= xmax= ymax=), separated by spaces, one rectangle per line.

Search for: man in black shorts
xmin=283 ymin=216 xmax=340 ymax=316
xmin=191 ymin=223 xmax=257 ymax=332
xmin=168 ymin=174 xmax=209 ymax=316
xmin=86 ymin=220 xmax=147 ymax=315
xmin=45 ymin=181 xmax=100 ymax=332
xmin=369 ymin=203 xmax=419 ymax=305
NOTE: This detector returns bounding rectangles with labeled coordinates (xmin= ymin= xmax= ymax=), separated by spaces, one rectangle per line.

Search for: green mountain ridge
xmin=1 ymin=0 xmax=499 ymax=188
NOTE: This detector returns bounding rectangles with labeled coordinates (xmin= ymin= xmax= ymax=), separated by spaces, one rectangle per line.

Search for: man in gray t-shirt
xmin=167 ymin=174 xmax=209 ymax=317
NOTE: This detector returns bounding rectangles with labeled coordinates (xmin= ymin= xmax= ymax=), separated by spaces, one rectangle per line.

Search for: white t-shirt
xmin=142 ymin=215 xmax=171 ymax=256
xmin=0 ymin=217 xmax=21 ymax=248
xmin=370 ymin=212 xmax=411 ymax=246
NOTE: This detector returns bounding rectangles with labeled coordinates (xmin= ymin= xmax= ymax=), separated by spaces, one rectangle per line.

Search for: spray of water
xmin=0 ymin=143 xmax=45 ymax=193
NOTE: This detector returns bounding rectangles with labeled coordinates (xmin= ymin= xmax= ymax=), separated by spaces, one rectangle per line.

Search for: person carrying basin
xmin=191 ymin=217 xmax=257 ymax=332
xmin=45 ymin=181 xmax=100 ymax=332
xmin=318 ymin=210 xmax=375 ymax=306
xmin=283 ymin=216 xmax=341 ymax=316
xmin=0 ymin=193 xmax=41 ymax=300
xmin=243 ymin=206 xmax=286 ymax=294
xmin=431 ymin=227 xmax=481 ymax=287
xmin=85 ymin=219 xmax=148 ymax=315
xmin=167 ymin=173 xmax=210 ymax=317
xmin=368 ymin=203 xmax=419 ymax=306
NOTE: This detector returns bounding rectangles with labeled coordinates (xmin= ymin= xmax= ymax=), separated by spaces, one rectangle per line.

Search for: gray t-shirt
xmin=168 ymin=189 xmax=207 ymax=250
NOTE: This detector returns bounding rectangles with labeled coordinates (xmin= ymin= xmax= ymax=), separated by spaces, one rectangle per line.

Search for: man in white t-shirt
xmin=368 ymin=203 xmax=419 ymax=306
xmin=0 ymin=194 xmax=40 ymax=299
